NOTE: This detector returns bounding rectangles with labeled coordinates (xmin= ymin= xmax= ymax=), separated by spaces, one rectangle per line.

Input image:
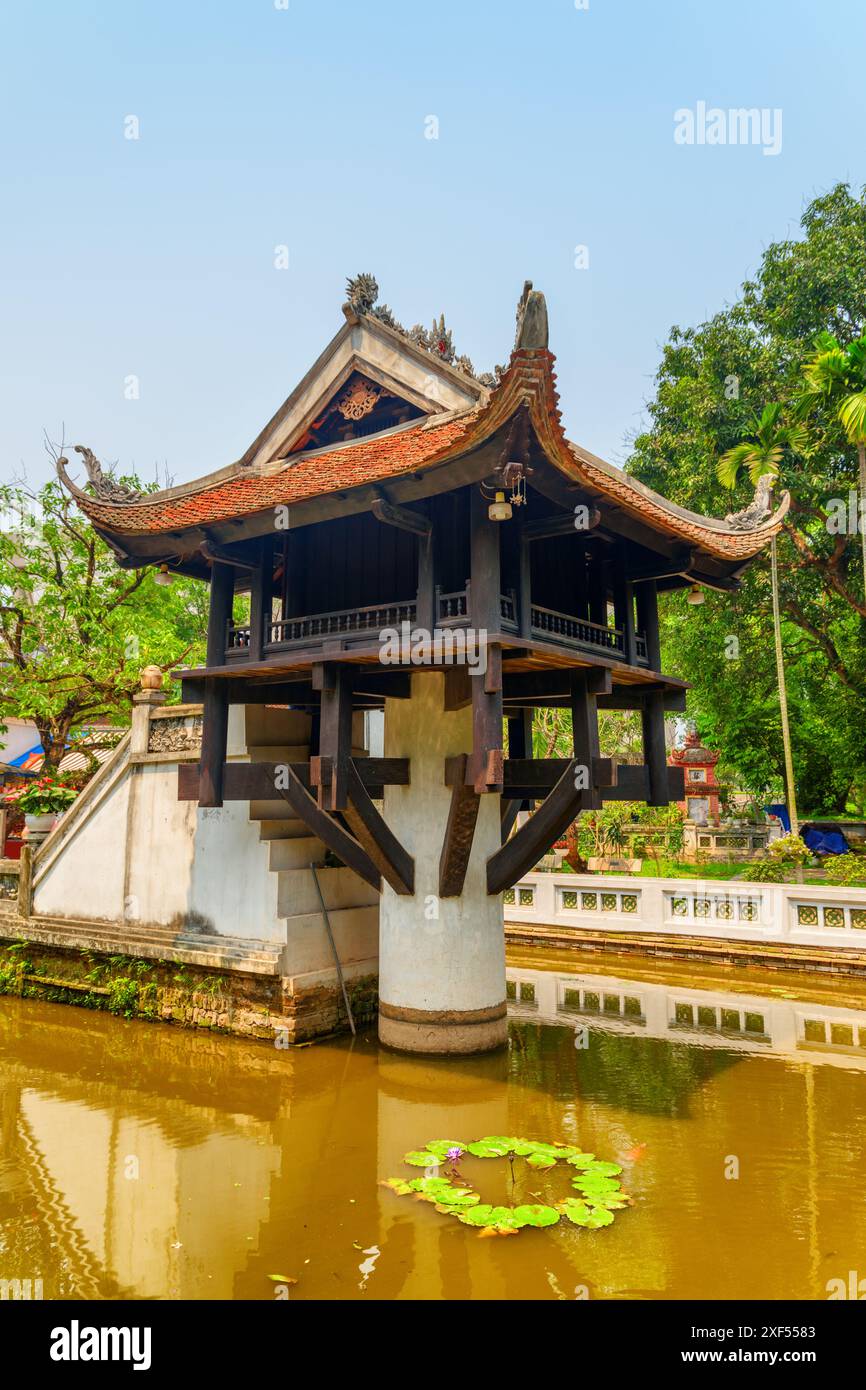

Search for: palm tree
xmin=717 ymin=404 xmax=807 ymax=835
xmin=798 ymin=330 xmax=866 ymax=595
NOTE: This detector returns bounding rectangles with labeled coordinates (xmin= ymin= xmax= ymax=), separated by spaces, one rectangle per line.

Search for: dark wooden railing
xmin=436 ymin=588 xmax=468 ymax=624
xmin=225 ymin=592 xmax=648 ymax=664
xmin=267 ymin=599 xmax=417 ymax=648
xmin=531 ymin=604 xmax=625 ymax=654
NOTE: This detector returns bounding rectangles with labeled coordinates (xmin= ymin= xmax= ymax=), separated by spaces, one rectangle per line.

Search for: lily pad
xmin=384 ymin=1135 xmax=630 ymax=1238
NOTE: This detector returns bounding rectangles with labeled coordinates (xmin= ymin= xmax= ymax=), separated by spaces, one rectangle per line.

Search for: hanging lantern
xmin=686 ymin=584 xmax=705 ymax=605
xmin=154 ymin=564 xmax=174 ymax=587
xmin=488 ymin=491 xmax=513 ymax=522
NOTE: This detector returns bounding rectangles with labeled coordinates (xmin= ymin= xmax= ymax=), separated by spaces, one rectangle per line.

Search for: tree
xmin=0 ymin=475 xmax=208 ymax=766
xmin=797 ymin=331 xmax=866 ymax=595
xmin=717 ymin=404 xmax=808 ymax=832
xmin=628 ymin=183 xmax=866 ymax=814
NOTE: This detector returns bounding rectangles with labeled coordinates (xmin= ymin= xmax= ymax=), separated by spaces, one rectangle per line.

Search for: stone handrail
xmin=504 ymin=870 xmax=866 ymax=950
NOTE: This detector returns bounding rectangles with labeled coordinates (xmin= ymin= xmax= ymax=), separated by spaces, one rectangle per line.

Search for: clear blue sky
xmin=2 ymin=0 xmax=864 ymax=490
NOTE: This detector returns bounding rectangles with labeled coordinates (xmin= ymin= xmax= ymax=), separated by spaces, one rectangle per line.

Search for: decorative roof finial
xmin=514 ymin=280 xmax=549 ymax=351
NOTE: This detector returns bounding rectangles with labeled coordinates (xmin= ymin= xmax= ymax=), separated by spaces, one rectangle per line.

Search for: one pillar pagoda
xmin=60 ymin=276 xmax=788 ymax=1054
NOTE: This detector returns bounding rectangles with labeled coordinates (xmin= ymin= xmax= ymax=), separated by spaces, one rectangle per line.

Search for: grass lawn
xmin=600 ymin=860 xmax=748 ymax=881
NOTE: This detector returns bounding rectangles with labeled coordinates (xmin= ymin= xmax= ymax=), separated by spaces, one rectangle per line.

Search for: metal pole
xmin=310 ymin=862 xmax=356 ymax=1036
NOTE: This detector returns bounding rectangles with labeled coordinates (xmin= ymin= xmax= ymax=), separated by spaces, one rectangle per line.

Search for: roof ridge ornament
xmin=514 ymin=281 xmax=549 ymax=351
xmin=724 ymin=473 xmax=773 ymax=531
xmin=58 ymin=445 xmax=142 ymax=504
xmin=342 ymin=271 xmax=497 ymax=387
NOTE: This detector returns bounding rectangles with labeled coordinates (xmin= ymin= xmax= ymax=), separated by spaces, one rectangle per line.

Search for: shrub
xmin=825 ymin=853 xmax=866 ymax=888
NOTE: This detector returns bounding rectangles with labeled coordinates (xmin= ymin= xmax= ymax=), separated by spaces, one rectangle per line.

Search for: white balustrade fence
xmin=504 ymin=872 xmax=866 ymax=951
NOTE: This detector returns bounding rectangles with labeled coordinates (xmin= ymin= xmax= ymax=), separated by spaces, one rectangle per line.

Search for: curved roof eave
xmin=58 ymin=344 xmax=788 ymax=566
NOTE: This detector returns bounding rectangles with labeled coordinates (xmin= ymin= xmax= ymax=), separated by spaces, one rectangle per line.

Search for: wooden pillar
xmin=199 ymin=562 xmax=234 ymax=808
xmin=199 ymin=680 xmax=229 ymax=808
xmin=612 ymin=554 xmax=637 ymax=665
xmin=248 ymin=537 xmax=271 ymax=662
xmin=588 ymin=549 xmax=607 ymax=628
xmin=518 ymin=530 xmax=532 ymax=638
xmin=573 ymin=544 xmax=589 ymax=622
xmin=469 ymin=487 xmax=503 ymax=793
xmin=314 ymin=663 xmax=353 ymax=810
xmin=635 ymin=578 xmax=662 ymax=671
xmin=416 ymin=512 xmax=435 ymax=633
xmin=570 ymin=670 xmax=601 ymax=810
xmin=642 ymin=689 xmax=668 ymax=806
xmin=206 ymin=562 xmax=235 ymax=667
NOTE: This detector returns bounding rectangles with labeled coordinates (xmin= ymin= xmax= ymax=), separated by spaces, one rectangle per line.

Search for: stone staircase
xmin=243 ymin=707 xmax=380 ymax=984
xmin=0 ymin=906 xmax=285 ymax=974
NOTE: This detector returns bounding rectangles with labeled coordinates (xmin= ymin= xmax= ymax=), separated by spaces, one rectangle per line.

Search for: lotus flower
xmin=446 ymin=1146 xmax=463 ymax=1164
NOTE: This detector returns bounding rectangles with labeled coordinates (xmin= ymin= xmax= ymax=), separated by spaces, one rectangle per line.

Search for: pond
xmin=1 ymin=948 xmax=865 ymax=1300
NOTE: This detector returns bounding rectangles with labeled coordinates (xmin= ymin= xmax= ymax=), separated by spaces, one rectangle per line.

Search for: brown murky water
xmin=2 ymin=949 xmax=866 ymax=1301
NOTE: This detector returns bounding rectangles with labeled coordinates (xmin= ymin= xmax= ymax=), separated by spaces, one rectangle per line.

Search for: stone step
xmin=275 ymin=865 xmax=379 ymax=917
xmin=0 ymin=913 xmax=284 ymax=974
xmin=249 ymin=799 xmax=311 ymax=825
xmin=255 ymin=815 xmax=311 ymax=840
xmin=268 ymin=836 xmax=326 ymax=871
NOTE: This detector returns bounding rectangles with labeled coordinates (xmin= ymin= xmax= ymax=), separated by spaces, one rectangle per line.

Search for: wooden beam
xmin=518 ymin=530 xmax=532 ymax=639
xmin=416 ymin=518 xmax=435 ymax=633
xmin=570 ymin=669 xmax=602 ymax=810
xmin=343 ymin=760 xmax=414 ymax=895
xmin=635 ymin=578 xmax=662 ymax=671
xmin=443 ymin=665 xmax=472 ymax=711
xmin=313 ymin=665 xmax=353 ymax=810
xmin=371 ymin=495 xmax=431 ymax=536
xmin=247 ymin=537 xmax=268 ymax=663
xmin=178 ymin=759 xmax=409 ymax=802
xmin=487 ymin=759 xmax=585 ymax=894
xmin=206 ymin=561 xmax=235 ymax=667
xmin=642 ymin=689 xmax=669 ymax=807
xmin=522 ymin=509 xmax=601 ymax=541
xmin=274 ymin=763 xmax=381 ymax=891
xmin=199 ymin=678 xmax=228 ymax=808
xmin=439 ymin=755 xmax=481 ymax=897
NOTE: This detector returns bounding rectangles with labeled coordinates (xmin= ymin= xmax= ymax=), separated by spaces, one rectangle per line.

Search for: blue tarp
xmin=762 ymin=805 xmax=849 ymax=855
xmin=802 ymin=827 xmax=849 ymax=857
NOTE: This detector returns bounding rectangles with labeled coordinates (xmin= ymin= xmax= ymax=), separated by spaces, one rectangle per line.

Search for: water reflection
xmin=1 ymin=951 xmax=866 ymax=1301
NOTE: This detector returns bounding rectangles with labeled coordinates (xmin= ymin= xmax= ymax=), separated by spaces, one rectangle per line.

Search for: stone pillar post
xmin=378 ymin=672 xmax=506 ymax=1055
xmin=130 ymin=666 xmax=168 ymax=756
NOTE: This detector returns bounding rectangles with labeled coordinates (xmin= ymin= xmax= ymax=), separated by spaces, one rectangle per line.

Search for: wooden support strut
xmin=272 ymin=763 xmax=382 ymax=892
xmin=439 ymin=754 xmax=481 ymax=898
xmin=342 ymin=760 xmax=414 ymax=896
xmin=487 ymin=759 xmax=591 ymax=895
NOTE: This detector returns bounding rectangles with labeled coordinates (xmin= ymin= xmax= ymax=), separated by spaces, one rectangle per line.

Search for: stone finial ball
xmin=140 ymin=665 xmax=164 ymax=691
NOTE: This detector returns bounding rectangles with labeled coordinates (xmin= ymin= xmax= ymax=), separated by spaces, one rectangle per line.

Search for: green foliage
xmin=628 ymin=183 xmax=866 ymax=813
xmin=741 ymin=859 xmax=787 ymax=883
xmin=106 ymin=977 xmax=139 ymax=1016
xmin=384 ymin=1136 xmax=629 ymax=1237
xmin=0 ymin=475 xmax=208 ymax=764
xmin=825 ymin=852 xmax=866 ymax=887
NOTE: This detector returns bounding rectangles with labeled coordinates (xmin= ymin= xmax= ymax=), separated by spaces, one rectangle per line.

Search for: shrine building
xmin=58 ymin=276 xmax=787 ymax=1052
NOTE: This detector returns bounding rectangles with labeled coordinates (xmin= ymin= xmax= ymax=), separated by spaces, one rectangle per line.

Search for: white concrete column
xmin=378 ymin=673 xmax=506 ymax=1054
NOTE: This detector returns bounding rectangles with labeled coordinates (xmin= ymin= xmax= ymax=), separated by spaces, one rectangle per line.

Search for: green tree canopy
xmin=628 ymin=182 xmax=866 ymax=813
xmin=0 ymin=474 xmax=207 ymax=766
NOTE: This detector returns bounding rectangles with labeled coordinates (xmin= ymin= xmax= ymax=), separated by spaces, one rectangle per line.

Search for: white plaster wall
xmin=188 ymin=802 xmax=282 ymax=941
xmin=378 ymin=672 xmax=505 ymax=1013
xmin=34 ymin=705 xmax=284 ymax=941
xmin=34 ymin=770 xmax=131 ymax=922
